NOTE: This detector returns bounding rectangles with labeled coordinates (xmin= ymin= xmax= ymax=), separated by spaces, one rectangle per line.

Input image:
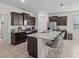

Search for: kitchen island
xmin=27 ymin=31 xmax=61 ymax=58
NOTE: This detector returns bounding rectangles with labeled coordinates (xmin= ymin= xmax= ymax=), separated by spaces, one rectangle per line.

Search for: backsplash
xmin=9 ymin=26 xmax=37 ymax=32
xmin=57 ymin=26 xmax=67 ymax=31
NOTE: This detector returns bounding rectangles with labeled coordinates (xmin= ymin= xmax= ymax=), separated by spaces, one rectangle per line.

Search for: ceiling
xmin=0 ymin=0 xmax=79 ymax=14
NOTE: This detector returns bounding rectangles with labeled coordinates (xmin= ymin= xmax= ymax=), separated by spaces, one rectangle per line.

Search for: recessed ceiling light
xmin=21 ymin=0 xmax=25 ymax=2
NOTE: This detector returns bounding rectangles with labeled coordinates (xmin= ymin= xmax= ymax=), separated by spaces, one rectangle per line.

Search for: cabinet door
xmin=22 ymin=13 xmax=35 ymax=26
xmin=57 ymin=17 xmax=62 ymax=25
xmin=11 ymin=32 xmax=26 ymax=45
xmin=27 ymin=17 xmax=35 ymax=26
xmin=49 ymin=17 xmax=53 ymax=22
xmin=62 ymin=16 xmax=67 ymax=25
xmin=18 ymin=14 xmax=23 ymax=25
xmin=23 ymin=13 xmax=30 ymax=25
xmin=24 ymin=15 xmax=35 ymax=26
xmin=11 ymin=12 xmax=24 ymax=25
xmin=59 ymin=16 xmax=67 ymax=25
xmin=32 ymin=17 xmax=35 ymax=25
xmin=27 ymin=37 xmax=37 ymax=58
xmin=53 ymin=16 xmax=58 ymax=22
xmin=49 ymin=16 xmax=58 ymax=22
xmin=11 ymin=12 xmax=19 ymax=25
xmin=49 ymin=16 xmax=67 ymax=26
xmin=14 ymin=13 xmax=19 ymax=25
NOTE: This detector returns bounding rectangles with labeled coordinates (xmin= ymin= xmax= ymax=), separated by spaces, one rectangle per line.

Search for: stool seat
xmin=46 ymin=38 xmax=59 ymax=48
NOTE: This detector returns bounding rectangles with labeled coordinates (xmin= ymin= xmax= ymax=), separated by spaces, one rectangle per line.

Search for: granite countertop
xmin=11 ymin=29 xmax=37 ymax=33
xmin=27 ymin=31 xmax=61 ymax=40
xmin=11 ymin=31 xmax=25 ymax=33
xmin=57 ymin=26 xmax=67 ymax=31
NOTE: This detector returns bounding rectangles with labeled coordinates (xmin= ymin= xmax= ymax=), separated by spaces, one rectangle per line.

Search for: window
xmin=74 ymin=16 xmax=79 ymax=30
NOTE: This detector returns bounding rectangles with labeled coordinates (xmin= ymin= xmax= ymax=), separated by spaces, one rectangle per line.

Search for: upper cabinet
xmin=49 ymin=16 xmax=67 ymax=26
xmin=58 ymin=16 xmax=67 ymax=25
xmin=11 ymin=12 xmax=35 ymax=26
xmin=11 ymin=12 xmax=23 ymax=25
xmin=22 ymin=13 xmax=35 ymax=26
xmin=27 ymin=16 xmax=35 ymax=26
xmin=49 ymin=16 xmax=58 ymax=22
xmin=19 ymin=14 xmax=24 ymax=25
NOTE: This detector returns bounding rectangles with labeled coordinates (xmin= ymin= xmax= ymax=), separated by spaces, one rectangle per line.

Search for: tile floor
xmin=0 ymin=39 xmax=33 ymax=58
xmin=47 ymin=40 xmax=79 ymax=58
xmin=0 ymin=39 xmax=79 ymax=58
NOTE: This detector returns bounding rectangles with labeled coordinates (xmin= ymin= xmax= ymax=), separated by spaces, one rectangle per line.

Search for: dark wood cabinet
xmin=11 ymin=12 xmax=35 ymax=26
xmin=22 ymin=13 xmax=30 ymax=25
xmin=26 ymin=31 xmax=37 ymax=58
xmin=49 ymin=16 xmax=67 ymax=26
xmin=22 ymin=13 xmax=35 ymax=26
xmin=58 ymin=16 xmax=67 ymax=25
xmin=68 ymin=33 xmax=72 ymax=40
xmin=11 ymin=12 xmax=19 ymax=25
xmin=27 ymin=36 xmax=37 ymax=58
xmin=18 ymin=14 xmax=24 ymax=25
xmin=27 ymin=17 xmax=35 ymax=26
xmin=11 ymin=32 xmax=26 ymax=45
xmin=11 ymin=12 xmax=23 ymax=25
xmin=49 ymin=16 xmax=58 ymax=22
xmin=49 ymin=16 xmax=67 ymax=39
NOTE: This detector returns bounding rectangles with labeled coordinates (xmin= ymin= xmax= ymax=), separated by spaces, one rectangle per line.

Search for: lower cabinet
xmin=11 ymin=32 xmax=26 ymax=45
xmin=68 ymin=33 xmax=72 ymax=40
xmin=27 ymin=36 xmax=37 ymax=58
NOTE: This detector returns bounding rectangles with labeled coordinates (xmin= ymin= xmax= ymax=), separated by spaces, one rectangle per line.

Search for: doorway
xmin=0 ymin=14 xmax=8 ymax=42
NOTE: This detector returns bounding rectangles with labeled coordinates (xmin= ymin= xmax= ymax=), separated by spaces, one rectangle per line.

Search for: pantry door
xmin=0 ymin=15 xmax=8 ymax=41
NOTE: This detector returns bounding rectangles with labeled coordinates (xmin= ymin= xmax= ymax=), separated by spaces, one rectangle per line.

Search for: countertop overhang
xmin=27 ymin=31 xmax=61 ymax=40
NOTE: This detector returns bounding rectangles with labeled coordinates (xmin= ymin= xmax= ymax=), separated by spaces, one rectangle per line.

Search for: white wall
xmin=0 ymin=2 xmax=32 ymax=14
xmin=0 ymin=15 xmax=8 ymax=41
xmin=50 ymin=10 xmax=79 ymax=40
xmin=0 ymin=2 xmax=33 ymax=43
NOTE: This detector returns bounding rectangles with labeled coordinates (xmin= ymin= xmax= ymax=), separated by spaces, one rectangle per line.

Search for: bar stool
xmin=57 ymin=32 xmax=65 ymax=57
xmin=45 ymin=36 xmax=59 ymax=57
xmin=46 ymin=32 xmax=65 ymax=57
